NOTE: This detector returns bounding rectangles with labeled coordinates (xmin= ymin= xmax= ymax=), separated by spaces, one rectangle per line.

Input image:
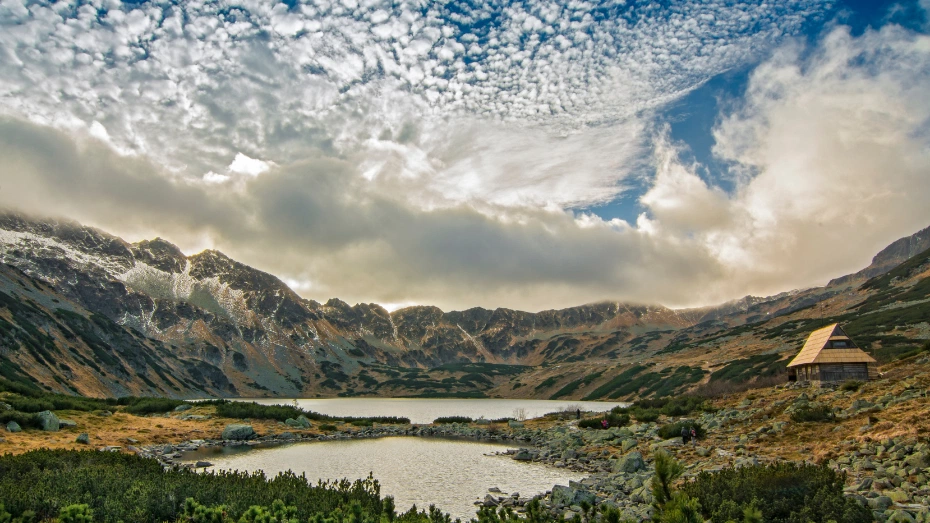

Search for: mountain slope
xmin=1 ymin=211 xmax=928 ymax=399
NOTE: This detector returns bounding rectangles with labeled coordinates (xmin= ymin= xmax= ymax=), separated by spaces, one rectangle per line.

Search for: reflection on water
xmin=234 ymin=398 xmax=626 ymax=424
xmin=183 ymin=437 xmax=584 ymax=521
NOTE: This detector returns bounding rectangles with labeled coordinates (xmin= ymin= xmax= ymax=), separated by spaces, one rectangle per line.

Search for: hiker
xmin=576 ymin=409 xmax=581 ymax=420
xmin=690 ymin=427 xmax=697 ymax=446
xmin=601 ymin=419 xmax=609 ymax=429
xmin=681 ymin=426 xmax=689 ymax=444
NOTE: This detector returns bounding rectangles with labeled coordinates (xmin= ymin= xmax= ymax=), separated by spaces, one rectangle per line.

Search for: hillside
xmin=0 ymin=211 xmax=928 ymax=399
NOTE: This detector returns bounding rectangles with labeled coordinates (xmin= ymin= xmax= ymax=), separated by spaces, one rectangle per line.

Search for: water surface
xmin=235 ymin=398 xmax=625 ymax=424
xmin=184 ymin=437 xmax=583 ymax=522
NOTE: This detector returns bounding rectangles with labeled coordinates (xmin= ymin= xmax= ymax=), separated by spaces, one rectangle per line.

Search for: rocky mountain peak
xmin=131 ymin=238 xmax=187 ymax=273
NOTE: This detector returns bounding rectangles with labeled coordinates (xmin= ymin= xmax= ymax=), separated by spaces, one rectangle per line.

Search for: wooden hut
xmin=787 ymin=323 xmax=877 ymax=383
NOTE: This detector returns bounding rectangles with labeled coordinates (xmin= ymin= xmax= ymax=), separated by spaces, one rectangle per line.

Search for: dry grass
xmin=0 ymin=404 xmax=333 ymax=455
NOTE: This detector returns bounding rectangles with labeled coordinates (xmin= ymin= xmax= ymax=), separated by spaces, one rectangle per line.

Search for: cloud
xmin=9 ymin=2 xmax=927 ymax=313
xmin=0 ymin=0 xmax=829 ymax=216
xmin=637 ymin=24 xmax=930 ymax=301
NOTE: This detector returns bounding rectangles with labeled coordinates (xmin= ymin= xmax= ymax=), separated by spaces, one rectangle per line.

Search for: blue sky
xmin=1 ymin=0 xmax=929 ymax=311
xmin=586 ymin=0 xmax=929 ymax=225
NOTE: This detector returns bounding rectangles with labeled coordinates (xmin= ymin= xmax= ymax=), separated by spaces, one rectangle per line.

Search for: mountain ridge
xmin=1 ymin=210 xmax=928 ymax=399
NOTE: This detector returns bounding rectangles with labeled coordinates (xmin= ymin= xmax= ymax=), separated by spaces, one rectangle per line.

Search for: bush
xmin=657 ymin=421 xmax=705 ymax=440
xmin=578 ymin=413 xmax=629 ymax=430
xmin=840 ymin=380 xmax=863 ymax=392
xmin=790 ymin=405 xmax=834 ymax=423
xmin=631 ymin=408 xmax=659 ymax=422
xmin=319 ymin=424 xmax=338 ymax=431
xmin=207 ymin=400 xmax=409 ymax=425
xmin=123 ymin=398 xmax=186 ymax=415
xmin=433 ymin=416 xmax=473 ymax=424
xmin=0 ymin=411 xmax=41 ymax=430
xmin=680 ymin=462 xmax=872 ymax=523
xmin=58 ymin=504 xmax=93 ymax=523
xmin=0 ymin=449 xmax=386 ymax=522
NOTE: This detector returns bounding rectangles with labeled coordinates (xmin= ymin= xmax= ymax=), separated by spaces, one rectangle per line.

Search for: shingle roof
xmin=787 ymin=323 xmax=876 ymax=367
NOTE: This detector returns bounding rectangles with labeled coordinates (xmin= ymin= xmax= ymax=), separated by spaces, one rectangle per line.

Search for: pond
xmin=182 ymin=437 xmax=585 ymax=521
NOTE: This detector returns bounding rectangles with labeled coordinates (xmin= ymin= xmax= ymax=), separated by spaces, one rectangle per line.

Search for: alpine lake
xmin=181 ymin=399 xmax=626 ymax=521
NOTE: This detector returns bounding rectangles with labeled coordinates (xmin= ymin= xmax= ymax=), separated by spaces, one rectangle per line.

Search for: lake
xmin=232 ymin=397 xmax=627 ymax=424
xmin=182 ymin=437 xmax=585 ymax=521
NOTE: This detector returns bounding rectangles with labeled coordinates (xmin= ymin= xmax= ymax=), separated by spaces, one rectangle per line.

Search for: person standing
xmin=690 ymin=427 xmax=697 ymax=446
xmin=681 ymin=426 xmax=689 ymax=445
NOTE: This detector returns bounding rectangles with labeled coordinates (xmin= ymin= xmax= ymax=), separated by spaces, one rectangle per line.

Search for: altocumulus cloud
xmin=1 ymin=1 xmax=928 ymax=311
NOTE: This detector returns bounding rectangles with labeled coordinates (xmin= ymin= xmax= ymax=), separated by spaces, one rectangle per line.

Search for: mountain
xmin=1 ymin=211 xmax=928 ymax=400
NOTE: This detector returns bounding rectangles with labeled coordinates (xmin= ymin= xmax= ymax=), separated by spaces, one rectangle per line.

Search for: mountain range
xmin=1 ymin=211 xmax=928 ymax=400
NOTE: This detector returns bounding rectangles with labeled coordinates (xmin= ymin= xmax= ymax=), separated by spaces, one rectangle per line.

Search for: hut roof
xmin=787 ymin=323 xmax=876 ymax=367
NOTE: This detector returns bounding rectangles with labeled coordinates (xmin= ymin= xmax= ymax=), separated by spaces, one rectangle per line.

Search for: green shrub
xmin=123 ymin=398 xmax=186 ymax=415
xmin=433 ymin=416 xmax=473 ymax=424
xmin=657 ymin=421 xmax=705 ymax=440
xmin=319 ymin=424 xmax=338 ymax=431
xmin=578 ymin=413 xmax=629 ymax=430
xmin=680 ymin=462 xmax=872 ymax=523
xmin=0 ymin=411 xmax=40 ymax=430
xmin=58 ymin=504 xmax=93 ymax=523
xmin=0 ymin=449 xmax=386 ymax=522
xmin=790 ymin=405 xmax=834 ymax=423
xmin=207 ymin=400 xmax=409 ymax=425
xmin=350 ymin=420 xmax=373 ymax=427
xmin=631 ymin=408 xmax=659 ymax=423
xmin=840 ymin=380 xmax=863 ymax=392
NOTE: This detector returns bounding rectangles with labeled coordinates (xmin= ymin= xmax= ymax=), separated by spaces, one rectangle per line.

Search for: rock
xmin=59 ymin=419 xmax=77 ymax=428
xmin=508 ymin=421 xmax=525 ymax=428
xmin=696 ymin=447 xmax=710 ymax=457
xmin=483 ymin=494 xmax=499 ymax=507
xmin=279 ymin=432 xmax=297 ymax=440
xmin=512 ymin=449 xmax=534 ymax=461
xmin=181 ymin=415 xmax=210 ymax=421
xmin=551 ymin=485 xmax=595 ymax=507
xmin=904 ymin=452 xmax=929 ymax=469
xmin=222 ymin=424 xmax=256 ymax=440
xmin=285 ymin=418 xmax=302 ymax=428
xmin=621 ymin=438 xmax=637 ymax=452
xmin=614 ymin=451 xmax=645 ymax=473
xmin=6 ymin=421 xmax=21 ymax=433
xmin=888 ymin=510 xmax=917 ymax=523
xmin=869 ymin=496 xmax=894 ymax=510
xmin=489 ymin=487 xmax=502 ymax=493
xmin=561 ymin=449 xmax=578 ymax=460
xmin=174 ymin=404 xmax=193 ymax=412
xmin=296 ymin=415 xmax=312 ymax=428
xmin=0 ymin=402 xmax=11 ymax=411
xmin=75 ymin=433 xmax=89 ymax=444
xmin=195 ymin=461 xmax=214 ymax=468
xmin=36 ymin=410 xmax=59 ymax=432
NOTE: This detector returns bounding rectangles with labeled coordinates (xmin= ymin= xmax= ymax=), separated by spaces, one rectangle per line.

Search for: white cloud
xmin=228 ymin=153 xmax=272 ymax=177
xmin=637 ymin=25 xmax=930 ymax=302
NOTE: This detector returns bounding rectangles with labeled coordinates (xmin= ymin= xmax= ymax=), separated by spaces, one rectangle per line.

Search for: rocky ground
xmin=2 ymin=355 xmax=929 ymax=522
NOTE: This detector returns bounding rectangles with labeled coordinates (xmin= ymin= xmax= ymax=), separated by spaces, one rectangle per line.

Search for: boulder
xmin=285 ymin=418 xmax=302 ymax=428
xmin=621 ymin=438 xmax=638 ymax=452
xmin=614 ymin=451 xmax=645 ymax=473
xmin=551 ymin=485 xmax=595 ymax=507
xmin=869 ymin=496 xmax=894 ymax=510
xmin=59 ymin=419 xmax=77 ymax=428
xmin=512 ymin=449 xmax=534 ymax=461
xmin=296 ymin=415 xmax=312 ymax=428
xmin=222 ymin=424 xmax=256 ymax=440
xmin=888 ymin=510 xmax=917 ymax=523
xmin=75 ymin=433 xmax=89 ymax=444
xmin=36 ymin=410 xmax=59 ymax=432
xmin=6 ymin=421 xmax=22 ymax=433
xmin=174 ymin=404 xmax=193 ymax=412
xmin=508 ymin=421 xmax=525 ymax=428
xmin=195 ymin=461 xmax=214 ymax=468
xmin=279 ymin=432 xmax=297 ymax=440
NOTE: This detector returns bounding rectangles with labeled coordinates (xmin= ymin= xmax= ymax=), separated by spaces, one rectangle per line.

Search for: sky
xmin=1 ymin=0 xmax=929 ymax=313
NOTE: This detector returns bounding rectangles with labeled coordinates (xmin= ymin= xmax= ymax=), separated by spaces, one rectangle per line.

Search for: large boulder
xmin=6 ymin=421 xmax=21 ymax=433
xmin=36 ymin=410 xmax=59 ymax=432
xmin=296 ymin=415 xmax=312 ymax=428
xmin=614 ymin=451 xmax=645 ymax=473
xmin=512 ymin=449 xmax=534 ymax=461
xmin=75 ymin=433 xmax=90 ymax=444
xmin=221 ymin=424 xmax=255 ymax=440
